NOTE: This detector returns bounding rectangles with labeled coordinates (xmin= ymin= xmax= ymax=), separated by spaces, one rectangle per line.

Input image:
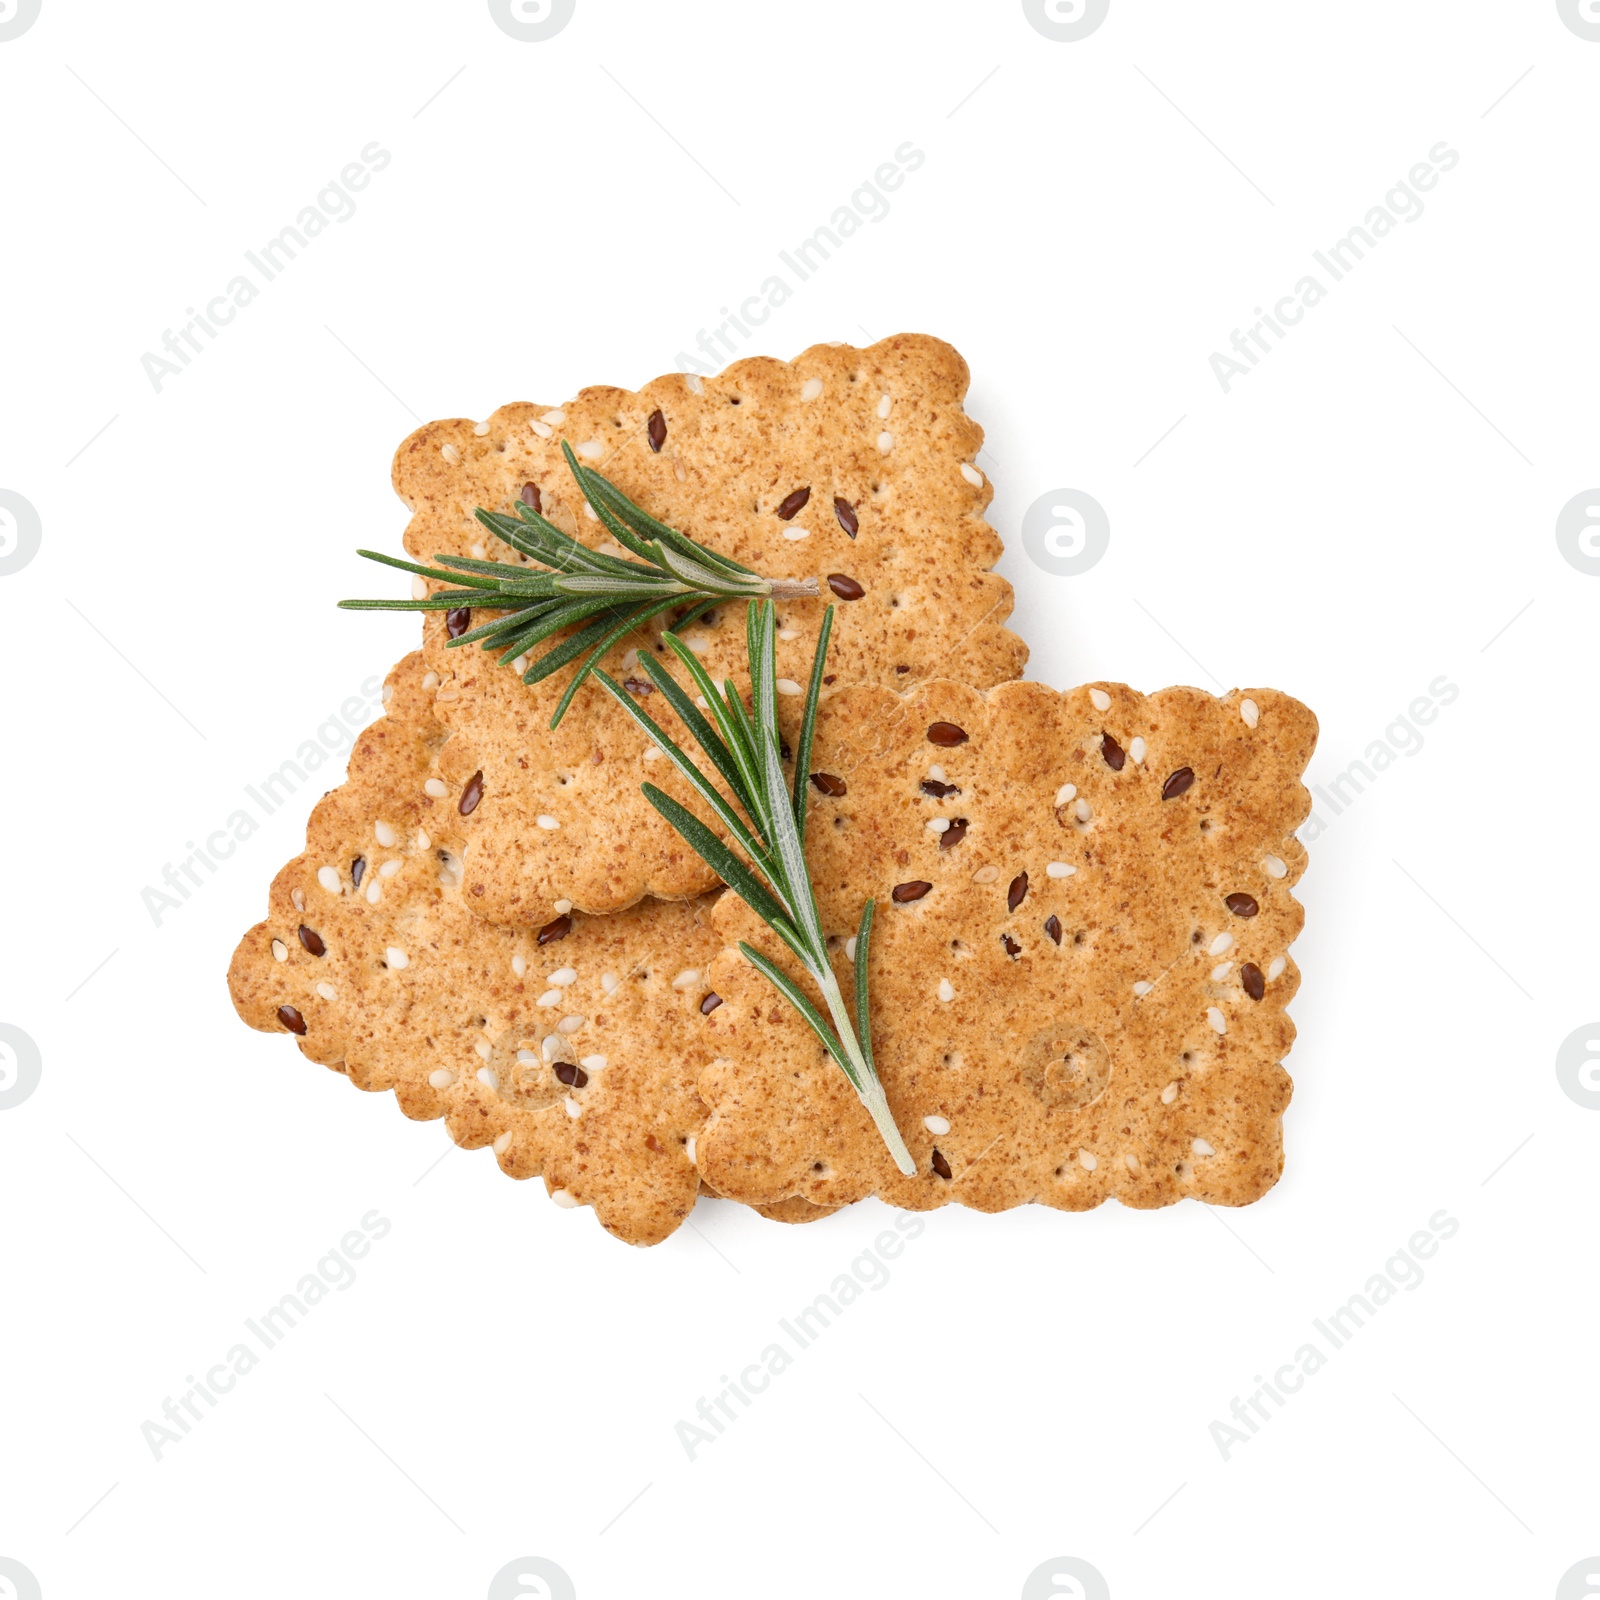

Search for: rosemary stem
xmin=767 ymin=578 xmax=821 ymax=600
xmin=812 ymin=963 xmax=916 ymax=1176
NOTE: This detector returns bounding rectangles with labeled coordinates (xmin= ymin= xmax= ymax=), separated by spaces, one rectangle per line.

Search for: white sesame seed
xmin=291 ymin=888 xmax=305 ymax=912
xmin=877 ymin=393 xmax=892 ymax=418
xmin=386 ymin=946 xmax=409 ymax=970
xmin=440 ymin=443 xmax=460 ymax=466
xmin=580 ymin=1054 xmax=606 ymax=1070
xmin=776 ymin=678 xmax=803 ymax=696
xmin=1078 ymin=1149 xmax=1098 ymax=1171
xmin=475 ymin=1039 xmax=492 ymax=1061
xmin=365 ymin=880 xmax=381 ymax=904
xmin=1045 ymin=861 xmax=1076 ymax=879
xmin=1211 ymin=962 xmax=1233 ymax=981
xmin=1264 ymin=854 xmax=1287 ymax=879
xmin=536 ymin=815 xmax=560 ymax=830
xmin=1129 ymin=736 xmax=1147 ymax=764
xmin=424 ymin=778 xmax=448 ymax=798
xmin=577 ymin=439 xmax=603 ymax=460
xmin=927 ymin=765 xmax=946 ymax=782
xmin=416 ymin=831 xmax=430 ymax=850
xmin=924 ymin=1115 xmax=951 ymax=1135
xmin=801 ymin=377 xmax=823 ymax=401
xmin=429 ymin=1068 xmax=457 ymax=1090
xmin=971 ymin=866 xmax=1000 ymax=883
xmin=695 ymin=696 xmax=709 ymax=709
xmin=548 ymin=967 xmax=577 ymax=986
xmin=1132 ymin=980 xmax=1153 ymax=996
xmin=960 ymin=463 xmax=984 ymax=487
xmin=473 ymin=1066 xmax=497 ymax=1091
xmin=781 ymin=525 xmax=810 ymax=541
xmin=512 ymin=954 xmax=527 ymax=978
xmin=541 ymin=1036 xmax=562 ymax=1062
xmin=937 ymin=979 xmax=955 ymax=1002
xmin=671 ymin=969 xmax=700 ymax=990
xmin=1124 ymin=1152 xmax=1140 ymax=1171
xmin=554 ymin=901 xmax=573 ymax=915
xmin=877 ymin=430 xmax=893 ymax=453
xmin=778 ymin=627 xmax=800 ymax=641
xmin=374 ymin=820 xmax=396 ymax=847
xmin=928 ymin=817 xmax=950 ymax=834
xmin=1055 ymin=784 xmax=1077 ymax=806
xmin=511 ymin=654 xmax=529 ymax=674
xmin=844 ymin=936 xmax=857 ymax=960
xmin=557 ymin=1015 xmax=585 ymax=1034
xmin=529 ymin=419 xmax=553 ymax=439
xmin=517 ymin=1049 xmax=538 ymax=1065
xmin=317 ymin=866 xmax=341 ymax=893
xmin=564 ymin=1096 xmax=581 ymax=1118
xmin=1267 ymin=956 xmax=1286 ymax=981
xmin=538 ymin=990 xmax=562 ymax=1008
xmin=493 ymin=1131 xmax=513 ymax=1154
xmin=379 ymin=859 xmax=402 ymax=879
xmin=685 ymin=1136 xmax=698 ymax=1163
xmin=271 ymin=939 xmax=288 ymax=962
xmin=1192 ymin=1138 xmax=1215 ymax=1156
xmin=1073 ymin=799 xmax=1093 ymax=822
xmin=1161 ymin=1082 xmax=1179 ymax=1104
xmin=1209 ymin=932 xmax=1234 ymax=956
xmin=1207 ymin=1007 xmax=1227 ymax=1034
xmin=316 ymin=981 xmax=337 ymax=1001
xmin=583 ymin=501 xmax=599 ymax=521
xmin=411 ymin=576 xmax=428 ymax=600
xmin=421 ymin=672 xmax=439 ymax=690
xmin=1241 ymin=698 xmax=1260 ymax=728
xmin=381 ymin=682 xmax=393 ymax=703
xmin=1089 ymin=688 xmax=1111 ymax=712
xmin=601 ymin=972 xmax=620 ymax=994
xmin=473 ymin=420 xmax=490 ymax=436
xmin=550 ymin=1189 xmax=579 ymax=1209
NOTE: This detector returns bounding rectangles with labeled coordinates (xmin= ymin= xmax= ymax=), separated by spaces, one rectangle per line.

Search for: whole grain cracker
xmin=226 ymin=652 xmax=833 ymax=1245
xmin=695 ymin=679 xmax=1316 ymax=1215
xmin=394 ymin=334 xmax=1026 ymax=920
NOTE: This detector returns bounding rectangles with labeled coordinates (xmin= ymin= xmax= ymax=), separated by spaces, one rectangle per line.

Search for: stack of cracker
xmin=229 ymin=336 xmax=1315 ymax=1246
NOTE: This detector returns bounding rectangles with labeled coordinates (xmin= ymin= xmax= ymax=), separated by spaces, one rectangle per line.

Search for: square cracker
xmin=393 ymin=334 xmax=1026 ymax=920
xmin=226 ymin=652 xmax=833 ymax=1245
xmin=695 ymin=678 xmax=1317 ymax=1216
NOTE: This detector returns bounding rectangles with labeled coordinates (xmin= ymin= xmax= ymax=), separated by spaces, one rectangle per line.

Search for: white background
xmin=2 ymin=3 xmax=1597 ymax=1597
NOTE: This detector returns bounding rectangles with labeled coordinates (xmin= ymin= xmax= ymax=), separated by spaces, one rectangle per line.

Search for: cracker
xmin=392 ymin=334 xmax=1026 ymax=920
xmin=694 ymin=679 xmax=1316 ymax=1215
xmin=226 ymin=652 xmax=832 ymax=1245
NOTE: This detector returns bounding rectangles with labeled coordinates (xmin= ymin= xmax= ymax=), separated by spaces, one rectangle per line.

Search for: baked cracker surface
xmin=695 ymin=678 xmax=1317 ymax=1216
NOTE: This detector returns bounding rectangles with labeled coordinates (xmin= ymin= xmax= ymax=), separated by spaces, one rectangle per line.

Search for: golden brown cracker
xmin=694 ymin=679 xmax=1316 ymax=1217
xmin=392 ymin=334 xmax=1026 ymax=920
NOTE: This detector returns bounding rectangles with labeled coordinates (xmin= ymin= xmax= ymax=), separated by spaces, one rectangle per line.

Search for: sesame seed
xmin=924 ymin=1115 xmax=951 ymax=1135
xmin=536 ymin=815 xmax=560 ymax=829
xmin=381 ymin=683 xmax=393 ymax=703
xmin=416 ymin=831 xmax=431 ymax=850
xmin=538 ymin=990 xmax=562 ymax=1007
xmin=473 ymin=420 xmax=490 ymax=436
xmin=1264 ymin=854 xmax=1287 ymax=879
xmin=1078 ymin=1149 xmax=1098 ymax=1171
xmin=1193 ymin=1138 xmax=1215 ymax=1156
xmin=291 ymin=888 xmax=305 ymax=912
xmin=602 ymin=972 xmax=620 ymax=994
xmin=960 ymin=463 xmax=984 ymax=487
xmin=564 ymin=1096 xmax=581 ymax=1118
xmin=517 ymin=1049 xmax=538 ymax=1065
xmin=876 ymin=393 xmax=893 ymax=418
xmin=550 ymin=1189 xmax=579 ymax=1209
xmin=375 ymin=821 xmax=396 ymax=847
xmin=541 ymin=409 xmax=566 ymax=424
xmin=937 ymin=979 xmax=955 ymax=1002
xmin=1129 ymin=737 xmax=1147 ymax=763
xmin=475 ymin=1039 xmax=492 ymax=1061
xmin=1124 ymin=1152 xmax=1140 ymax=1171
xmin=1161 ymin=1082 xmax=1179 ymax=1104
xmin=541 ymin=1036 xmax=561 ymax=1062
xmin=1055 ymin=784 xmax=1077 ymax=806
xmin=801 ymin=377 xmax=823 ymax=401
xmin=775 ymin=678 xmax=803 ymax=696
xmin=316 ymin=981 xmax=337 ymax=1001
xmin=271 ymin=939 xmax=288 ymax=962
xmin=386 ymin=946 xmax=409 ymax=969
xmin=379 ymin=859 xmax=402 ymax=878
xmin=421 ymin=672 xmax=439 ymax=690
xmin=1209 ymin=932 xmax=1234 ymax=956
xmin=877 ymin=430 xmax=893 ymax=453
xmin=1267 ymin=956 xmax=1287 ymax=981
xmin=685 ymin=1136 xmax=698 ymax=1163
xmin=685 ymin=374 xmax=704 ymax=394
xmin=555 ymin=901 xmax=573 ymax=916
xmin=781 ymin=526 xmax=810 ymax=541
xmin=971 ymin=866 xmax=1000 ymax=883
xmin=1241 ymin=698 xmax=1260 ymax=728
xmin=411 ymin=576 xmax=428 ymax=600
xmin=428 ymin=1069 xmax=455 ymax=1088
xmin=1211 ymin=962 xmax=1233 ymax=981
xmin=493 ymin=1131 xmax=513 ymax=1154
xmin=424 ymin=778 xmax=448 ymax=798
xmin=580 ymin=1054 xmax=606 ymax=1070
xmin=549 ymin=967 xmax=577 ymax=986
xmin=317 ymin=866 xmax=340 ymax=893
xmin=475 ymin=1066 xmax=498 ymax=1090
xmin=512 ymin=954 xmax=527 ymax=979
xmin=583 ymin=501 xmax=599 ymax=521
xmin=557 ymin=1015 xmax=585 ymax=1034
xmin=1089 ymin=688 xmax=1111 ymax=712
xmin=577 ymin=439 xmax=604 ymax=460
xmin=845 ymin=936 xmax=858 ymax=960
xmin=1133 ymin=980 xmax=1153 ymax=996
xmin=511 ymin=654 xmax=529 ymax=674
xmin=1073 ymin=799 xmax=1093 ymax=822
xmin=672 ymin=969 xmax=700 ymax=990
xmin=440 ymin=443 xmax=460 ymax=465
xmin=365 ymin=881 xmax=381 ymax=904
xmin=927 ymin=765 xmax=947 ymax=783
xmin=529 ymin=419 xmax=553 ymax=439
xmin=928 ymin=817 xmax=950 ymax=834
xmin=1045 ymin=861 xmax=1076 ymax=878
xmin=1207 ymin=1007 xmax=1227 ymax=1034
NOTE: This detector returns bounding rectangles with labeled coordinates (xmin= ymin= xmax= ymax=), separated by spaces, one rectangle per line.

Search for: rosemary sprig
xmin=595 ymin=598 xmax=916 ymax=1176
xmin=339 ymin=441 xmax=819 ymax=729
